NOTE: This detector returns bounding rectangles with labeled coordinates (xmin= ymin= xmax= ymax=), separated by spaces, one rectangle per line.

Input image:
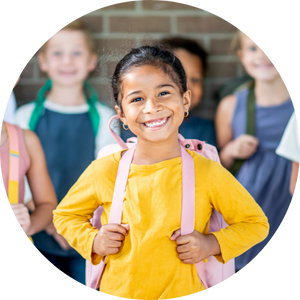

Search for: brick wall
xmin=13 ymin=0 xmax=245 ymax=119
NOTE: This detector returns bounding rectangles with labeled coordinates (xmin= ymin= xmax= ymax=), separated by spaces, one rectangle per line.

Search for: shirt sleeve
xmin=208 ymin=161 xmax=269 ymax=264
xmin=276 ymin=112 xmax=300 ymax=163
xmin=53 ymin=162 xmax=103 ymax=265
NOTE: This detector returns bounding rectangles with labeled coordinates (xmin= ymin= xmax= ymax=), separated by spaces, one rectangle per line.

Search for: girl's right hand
xmin=11 ymin=203 xmax=31 ymax=235
xmin=232 ymin=134 xmax=259 ymax=159
xmin=92 ymin=224 xmax=130 ymax=257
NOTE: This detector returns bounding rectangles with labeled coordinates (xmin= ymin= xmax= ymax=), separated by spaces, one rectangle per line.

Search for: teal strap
xmin=229 ymin=81 xmax=256 ymax=176
xmin=28 ymin=80 xmax=100 ymax=136
xmin=84 ymin=81 xmax=100 ymax=137
xmin=29 ymin=79 xmax=52 ymax=131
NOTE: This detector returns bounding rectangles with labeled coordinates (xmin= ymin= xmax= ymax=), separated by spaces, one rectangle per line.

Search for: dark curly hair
xmin=112 ymin=45 xmax=187 ymax=110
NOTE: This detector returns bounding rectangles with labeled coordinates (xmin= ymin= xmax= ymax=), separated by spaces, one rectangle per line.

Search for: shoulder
xmin=23 ymin=129 xmax=42 ymax=151
xmin=217 ymin=94 xmax=237 ymax=116
xmin=192 ymin=151 xmax=232 ymax=179
xmin=90 ymin=150 xmax=121 ymax=175
xmin=14 ymin=102 xmax=35 ymax=129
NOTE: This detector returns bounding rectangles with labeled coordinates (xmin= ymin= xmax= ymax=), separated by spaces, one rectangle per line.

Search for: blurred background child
xmin=215 ymin=31 xmax=294 ymax=271
xmin=121 ymin=37 xmax=216 ymax=147
xmin=14 ymin=19 xmax=117 ymax=284
xmin=1 ymin=78 xmax=57 ymax=241
xmin=276 ymin=112 xmax=299 ymax=195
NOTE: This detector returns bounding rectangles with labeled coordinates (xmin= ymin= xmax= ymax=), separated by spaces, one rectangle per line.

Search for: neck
xmin=132 ymin=134 xmax=181 ymax=165
xmin=46 ymin=83 xmax=86 ymax=106
xmin=255 ymin=77 xmax=290 ymax=106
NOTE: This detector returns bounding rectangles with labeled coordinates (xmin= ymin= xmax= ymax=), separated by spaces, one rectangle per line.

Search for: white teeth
xmin=145 ymin=119 xmax=166 ymax=127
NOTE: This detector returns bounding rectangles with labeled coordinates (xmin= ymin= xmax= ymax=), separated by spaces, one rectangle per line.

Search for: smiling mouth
xmin=255 ymin=62 xmax=273 ymax=68
xmin=59 ymin=71 xmax=76 ymax=75
xmin=144 ymin=117 xmax=169 ymax=128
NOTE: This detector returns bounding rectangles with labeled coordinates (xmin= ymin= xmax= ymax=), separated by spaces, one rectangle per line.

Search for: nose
xmin=258 ymin=46 xmax=273 ymax=59
xmin=142 ymin=98 xmax=162 ymax=114
xmin=62 ymin=54 xmax=72 ymax=65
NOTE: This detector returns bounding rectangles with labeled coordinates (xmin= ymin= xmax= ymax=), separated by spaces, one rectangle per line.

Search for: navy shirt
xmin=121 ymin=114 xmax=217 ymax=147
xmin=32 ymin=105 xmax=95 ymax=257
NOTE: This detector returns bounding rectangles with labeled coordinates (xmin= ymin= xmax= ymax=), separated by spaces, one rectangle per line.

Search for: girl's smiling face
xmin=115 ymin=64 xmax=191 ymax=144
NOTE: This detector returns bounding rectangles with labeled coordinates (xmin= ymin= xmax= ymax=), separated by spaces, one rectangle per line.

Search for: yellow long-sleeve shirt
xmin=53 ymin=150 xmax=269 ymax=299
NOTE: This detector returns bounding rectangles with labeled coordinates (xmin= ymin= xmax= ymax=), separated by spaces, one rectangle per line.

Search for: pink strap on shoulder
xmin=108 ymin=115 xmax=128 ymax=150
xmin=95 ymin=146 xmax=136 ymax=289
xmin=180 ymin=145 xmax=208 ymax=289
xmin=5 ymin=123 xmax=20 ymax=204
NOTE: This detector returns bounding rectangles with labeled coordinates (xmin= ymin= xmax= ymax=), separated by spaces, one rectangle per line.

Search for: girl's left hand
xmin=11 ymin=203 xmax=31 ymax=235
xmin=170 ymin=229 xmax=221 ymax=264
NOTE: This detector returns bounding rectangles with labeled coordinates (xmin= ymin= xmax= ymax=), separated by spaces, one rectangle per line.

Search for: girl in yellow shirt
xmin=53 ymin=45 xmax=269 ymax=299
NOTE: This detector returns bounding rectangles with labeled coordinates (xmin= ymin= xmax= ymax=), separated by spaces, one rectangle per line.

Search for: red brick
xmin=20 ymin=62 xmax=34 ymax=79
xmin=100 ymin=2 xmax=135 ymax=10
xmin=14 ymin=83 xmax=45 ymax=105
xmin=210 ymin=39 xmax=233 ymax=55
xmin=95 ymin=38 xmax=136 ymax=55
xmin=92 ymin=83 xmax=114 ymax=105
xmin=110 ymin=16 xmax=170 ymax=33
xmin=81 ymin=16 xmax=103 ymax=33
xmin=142 ymin=0 xmax=199 ymax=10
xmin=206 ymin=62 xmax=238 ymax=78
xmin=178 ymin=16 xmax=237 ymax=33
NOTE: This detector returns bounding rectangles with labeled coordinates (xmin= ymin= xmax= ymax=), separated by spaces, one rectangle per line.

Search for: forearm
xmin=206 ymin=233 xmax=221 ymax=257
xmin=53 ymin=209 xmax=100 ymax=262
xmin=290 ymin=162 xmax=299 ymax=195
xmin=211 ymin=218 xmax=269 ymax=263
xmin=219 ymin=141 xmax=236 ymax=169
xmin=27 ymin=202 xmax=56 ymax=236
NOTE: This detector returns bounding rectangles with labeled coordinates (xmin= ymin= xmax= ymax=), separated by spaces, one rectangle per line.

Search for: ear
xmin=237 ymin=50 xmax=243 ymax=62
xmin=38 ymin=52 xmax=48 ymax=72
xmin=88 ymin=53 xmax=98 ymax=72
xmin=115 ymin=105 xmax=127 ymax=124
xmin=183 ymin=90 xmax=191 ymax=113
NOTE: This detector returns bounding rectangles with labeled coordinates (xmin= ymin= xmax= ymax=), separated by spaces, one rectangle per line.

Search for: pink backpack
xmin=86 ymin=115 xmax=235 ymax=290
xmin=5 ymin=122 xmax=33 ymax=243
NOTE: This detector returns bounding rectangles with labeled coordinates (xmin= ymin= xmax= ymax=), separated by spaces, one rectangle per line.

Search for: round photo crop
xmin=0 ymin=0 xmax=300 ymax=300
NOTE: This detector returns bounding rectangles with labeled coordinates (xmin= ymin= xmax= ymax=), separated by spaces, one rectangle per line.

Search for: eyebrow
xmin=125 ymin=84 xmax=175 ymax=99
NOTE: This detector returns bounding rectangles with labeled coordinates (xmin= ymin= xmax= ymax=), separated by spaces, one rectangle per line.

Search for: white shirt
xmin=276 ymin=112 xmax=300 ymax=163
xmin=4 ymin=92 xmax=17 ymax=123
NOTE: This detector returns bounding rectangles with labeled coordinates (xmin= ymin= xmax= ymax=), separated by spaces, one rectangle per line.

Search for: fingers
xmin=103 ymin=224 xmax=129 ymax=237
xmin=94 ymin=223 xmax=130 ymax=256
xmin=170 ymin=229 xmax=181 ymax=240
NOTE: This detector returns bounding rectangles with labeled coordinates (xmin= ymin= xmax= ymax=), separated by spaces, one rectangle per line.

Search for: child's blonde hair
xmin=230 ymin=30 xmax=244 ymax=53
xmin=39 ymin=19 xmax=96 ymax=53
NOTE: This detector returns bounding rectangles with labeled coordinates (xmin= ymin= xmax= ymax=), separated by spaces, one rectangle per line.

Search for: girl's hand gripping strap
xmin=180 ymin=145 xmax=208 ymax=289
xmin=95 ymin=145 xmax=136 ymax=290
xmin=5 ymin=123 xmax=20 ymax=205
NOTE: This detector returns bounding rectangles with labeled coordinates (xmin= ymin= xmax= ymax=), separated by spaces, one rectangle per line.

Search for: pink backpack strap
xmin=108 ymin=115 xmax=128 ymax=150
xmin=5 ymin=123 xmax=20 ymax=204
xmin=95 ymin=146 xmax=136 ymax=289
xmin=180 ymin=145 xmax=208 ymax=289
